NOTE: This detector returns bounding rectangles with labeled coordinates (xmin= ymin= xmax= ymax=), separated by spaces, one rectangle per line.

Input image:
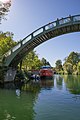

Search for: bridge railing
xmin=33 ymin=28 xmax=43 ymax=37
xmin=22 ymin=35 xmax=32 ymax=45
xmin=4 ymin=14 xmax=80 ymax=58
xmin=73 ymin=15 xmax=80 ymax=22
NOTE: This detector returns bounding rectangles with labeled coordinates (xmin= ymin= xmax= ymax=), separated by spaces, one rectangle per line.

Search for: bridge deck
xmin=2 ymin=14 xmax=80 ymax=67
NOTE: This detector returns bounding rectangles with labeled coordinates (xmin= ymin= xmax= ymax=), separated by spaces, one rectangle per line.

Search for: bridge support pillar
xmin=4 ymin=67 xmax=17 ymax=82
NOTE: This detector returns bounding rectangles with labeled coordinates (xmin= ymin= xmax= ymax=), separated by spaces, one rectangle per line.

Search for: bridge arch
xmin=4 ymin=14 xmax=80 ymax=67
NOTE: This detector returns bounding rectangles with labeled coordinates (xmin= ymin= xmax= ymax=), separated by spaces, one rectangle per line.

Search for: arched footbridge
xmin=1 ymin=14 xmax=80 ymax=81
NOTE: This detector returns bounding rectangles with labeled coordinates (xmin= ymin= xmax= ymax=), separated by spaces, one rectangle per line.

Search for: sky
xmin=0 ymin=0 xmax=80 ymax=67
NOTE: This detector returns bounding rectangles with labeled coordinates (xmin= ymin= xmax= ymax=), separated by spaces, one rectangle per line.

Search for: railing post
xmin=43 ymin=26 xmax=45 ymax=32
xmin=31 ymin=33 xmax=33 ymax=39
xmin=69 ymin=15 xmax=73 ymax=22
xmin=56 ymin=18 xmax=59 ymax=26
xmin=20 ymin=41 xmax=22 ymax=47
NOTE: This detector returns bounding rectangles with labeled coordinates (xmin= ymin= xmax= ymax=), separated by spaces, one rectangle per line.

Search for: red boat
xmin=39 ymin=65 xmax=53 ymax=79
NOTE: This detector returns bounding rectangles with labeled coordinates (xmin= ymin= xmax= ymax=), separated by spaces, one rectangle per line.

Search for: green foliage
xmin=77 ymin=62 xmax=80 ymax=74
xmin=22 ymin=51 xmax=43 ymax=70
xmin=55 ymin=52 xmax=80 ymax=74
xmin=64 ymin=75 xmax=80 ymax=94
xmin=63 ymin=62 xmax=73 ymax=74
xmin=55 ymin=59 xmax=62 ymax=72
xmin=64 ymin=52 xmax=79 ymax=65
xmin=41 ymin=57 xmax=51 ymax=66
xmin=0 ymin=31 xmax=16 ymax=56
xmin=62 ymin=52 xmax=80 ymax=74
xmin=22 ymin=52 xmax=51 ymax=71
xmin=0 ymin=31 xmax=16 ymax=82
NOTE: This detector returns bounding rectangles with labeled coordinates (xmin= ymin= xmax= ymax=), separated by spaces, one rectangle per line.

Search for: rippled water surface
xmin=0 ymin=75 xmax=80 ymax=120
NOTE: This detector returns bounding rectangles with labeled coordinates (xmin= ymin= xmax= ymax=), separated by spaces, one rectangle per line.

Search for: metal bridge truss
xmin=3 ymin=14 xmax=80 ymax=67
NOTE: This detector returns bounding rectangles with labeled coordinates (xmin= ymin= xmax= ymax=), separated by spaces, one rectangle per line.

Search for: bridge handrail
xmin=4 ymin=14 xmax=80 ymax=58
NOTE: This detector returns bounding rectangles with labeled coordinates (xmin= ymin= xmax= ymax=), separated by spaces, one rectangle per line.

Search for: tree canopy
xmin=0 ymin=31 xmax=16 ymax=56
xmin=22 ymin=52 xmax=51 ymax=70
xmin=55 ymin=51 xmax=80 ymax=74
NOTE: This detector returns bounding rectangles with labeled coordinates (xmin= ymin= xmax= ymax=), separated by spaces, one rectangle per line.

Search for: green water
xmin=0 ymin=75 xmax=80 ymax=120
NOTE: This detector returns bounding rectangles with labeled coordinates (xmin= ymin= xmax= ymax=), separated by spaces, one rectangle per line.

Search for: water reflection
xmin=4 ymin=110 xmax=16 ymax=120
xmin=34 ymin=75 xmax=80 ymax=120
xmin=0 ymin=85 xmax=39 ymax=120
xmin=1 ymin=75 xmax=80 ymax=96
xmin=22 ymin=80 xmax=41 ymax=94
xmin=0 ymin=75 xmax=80 ymax=120
xmin=1 ymin=74 xmax=80 ymax=95
xmin=16 ymin=89 xmax=20 ymax=97
xmin=55 ymin=75 xmax=63 ymax=90
xmin=40 ymin=79 xmax=54 ymax=90
xmin=63 ymin=75 xmax=80 ymax=94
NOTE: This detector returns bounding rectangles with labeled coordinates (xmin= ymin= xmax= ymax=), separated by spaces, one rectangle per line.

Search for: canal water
xmin=0 ymin=75 xmax=80 ymax=120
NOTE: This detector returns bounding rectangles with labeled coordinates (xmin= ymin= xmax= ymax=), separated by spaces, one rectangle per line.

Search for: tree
xmin=65 ymin=52 xmax=79 ymax=65
xmin=41 ymin=58 xmax=51 ymax=66
xmin=55 ymin=59 xmax=62 ymax=71
xmin=22 ymin=51 xmax=43 ymax=70
xmin=0 ymin=31 xmax=16 ymax=56
xmin=63 ymin=62 xmax=73 ymax=74
xmin=41 ymin=58 xmax=47 ymax=66
xmin=0 ymin=0 xmax=11 ymax=23
xmin=63 ymin=51 xmax=80 ymax=74
xmin=0 ymin=31 xmax=16 ymax=82
xmin=77 ymin=62 xmax=80 ymax=74
xmin=22 ymin=51 xmax=51 ymax=70
xmin=73 ymin=64 xmax=77 ymax=73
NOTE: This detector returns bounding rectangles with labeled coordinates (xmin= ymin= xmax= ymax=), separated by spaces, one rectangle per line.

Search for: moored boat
xmin=39 ymin=65 xmax=53 ymax=79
